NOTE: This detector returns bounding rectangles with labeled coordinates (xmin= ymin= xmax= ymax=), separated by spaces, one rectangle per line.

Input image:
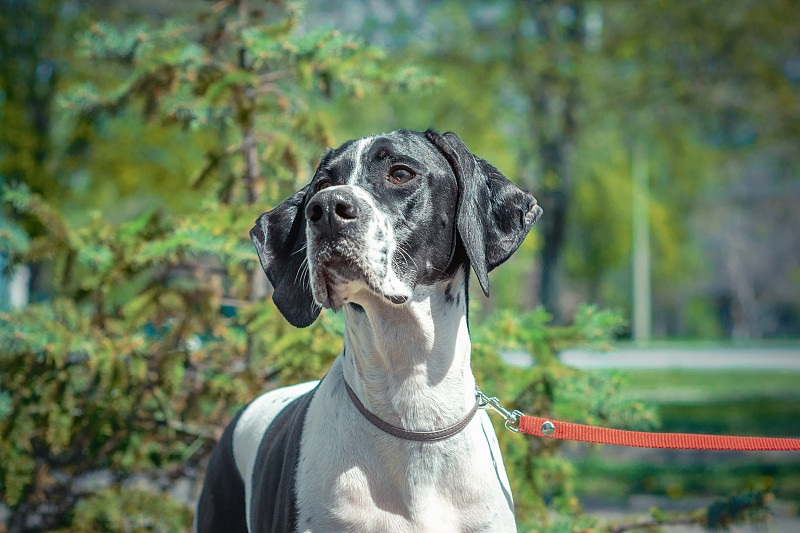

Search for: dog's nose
xmin=306 ymin=188 xmax=359 ymax=234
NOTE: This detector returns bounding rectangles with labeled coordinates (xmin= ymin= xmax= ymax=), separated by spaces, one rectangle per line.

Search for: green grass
xmin=574 ymin=369 xmax=800 ymax=501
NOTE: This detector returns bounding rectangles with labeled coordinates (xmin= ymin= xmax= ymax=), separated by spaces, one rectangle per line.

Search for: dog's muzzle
xmin=304 ymin=186 xmax=379 ymax=310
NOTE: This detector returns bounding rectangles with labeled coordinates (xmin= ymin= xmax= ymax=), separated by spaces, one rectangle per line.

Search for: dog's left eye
xmin=388 ymin=166 xmax=415 ymax=185
xmin=316 ymin=179 xmax=332 ymax=193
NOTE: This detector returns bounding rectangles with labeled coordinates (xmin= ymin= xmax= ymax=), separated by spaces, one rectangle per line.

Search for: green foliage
xmin=707 ymin=491 xmax=771 ymax=530
xmin=575 ymin=368 xmax=800 ymax=507
xmin=319 ymin=0 xmax=800 ymax=337
xmin=68 ymin=486 xmax=193 ymax=533
xmin=606 ymin=491 xmax=773 ymax=533
xmin=684 ymin=297 xmax=725 ymax=339
xmin=58 ymin=1 xmax=434 ymax=211
xmin=0 ymin=215 xmax=30 ymax=256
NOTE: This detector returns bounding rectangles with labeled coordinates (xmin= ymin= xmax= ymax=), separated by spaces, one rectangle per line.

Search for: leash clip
xmin=477 ymin=389 xmax=523 ymax=433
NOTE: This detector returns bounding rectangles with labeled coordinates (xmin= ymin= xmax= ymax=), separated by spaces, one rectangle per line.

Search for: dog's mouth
xmin=312 ymin=253 xmax=353 ymax=311
xmin=309 ymin=246 xmax=410 ymax=311
xmin=313 ymin=266 xmax=341 ymax=311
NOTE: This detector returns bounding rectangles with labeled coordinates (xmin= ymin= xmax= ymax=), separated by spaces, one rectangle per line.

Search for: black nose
xmin=306 ymin=188 xmax=359 ymax=235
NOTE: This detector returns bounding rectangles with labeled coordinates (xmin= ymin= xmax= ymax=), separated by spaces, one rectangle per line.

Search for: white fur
xmin=232 ymin=380 xmax=319 ymax=532
xmin=294 ymin=269 xmax=516 ymax=532
xmin=229 ymin=272 xmax=515 ymax=533
xmin=347 ymin=137 xmax=372 ymax=184
xmin=350 ymin=186 xmax=411 ymax=303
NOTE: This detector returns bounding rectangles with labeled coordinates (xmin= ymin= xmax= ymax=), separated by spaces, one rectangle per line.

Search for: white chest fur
xmin=294 ymin=358 xmax=515 ymax=533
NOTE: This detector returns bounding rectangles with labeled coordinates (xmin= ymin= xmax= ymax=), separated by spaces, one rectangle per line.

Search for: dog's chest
xmin=293 ymin=365 xmax=515 ymax=533
xmin=297 ymin=444 xmax=507 ymax=533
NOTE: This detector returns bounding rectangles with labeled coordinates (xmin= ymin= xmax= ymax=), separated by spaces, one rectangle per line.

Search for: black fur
xmin=250 ymin=388 xmax=316 ymax=532
xmin=250 ymin=184 xmax=320 ymax=328
xmin=195 ymin=408 xmax=248 ymax=532
xmin=424 ymin=130 xmax=542 ymax=296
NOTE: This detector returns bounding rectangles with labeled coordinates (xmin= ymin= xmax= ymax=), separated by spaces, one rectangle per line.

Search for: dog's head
xmin=250 ymin=129 xmax=542 ymax=327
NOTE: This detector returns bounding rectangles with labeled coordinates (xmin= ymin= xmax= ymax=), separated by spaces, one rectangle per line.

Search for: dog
xmin=195 ymin=129 xmax=542 ymax=532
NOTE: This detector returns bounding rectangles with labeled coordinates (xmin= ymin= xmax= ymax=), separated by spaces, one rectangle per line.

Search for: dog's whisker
xmin=396 ymin=244 xmax=419 ymax=275
xmin=299 ymin=258 xmax=311 ymax=291
xmin=294 ymin=255 xmax=309 ymax=285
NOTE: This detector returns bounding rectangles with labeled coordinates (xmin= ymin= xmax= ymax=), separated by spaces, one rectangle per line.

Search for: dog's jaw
xmin=309 ymin=255 xmax=412 ymax=311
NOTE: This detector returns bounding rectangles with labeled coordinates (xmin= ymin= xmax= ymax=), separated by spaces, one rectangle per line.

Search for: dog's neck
xmin=340 ymin=267 xmax=476 ymax=431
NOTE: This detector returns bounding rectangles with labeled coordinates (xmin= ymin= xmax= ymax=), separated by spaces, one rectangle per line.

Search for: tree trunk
xmin=517 ymin=0 xmax=583 ymax=322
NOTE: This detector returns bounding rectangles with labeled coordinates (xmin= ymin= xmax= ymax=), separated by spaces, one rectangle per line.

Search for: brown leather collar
xmin=342 ymin=377 xmax=480 ymax=442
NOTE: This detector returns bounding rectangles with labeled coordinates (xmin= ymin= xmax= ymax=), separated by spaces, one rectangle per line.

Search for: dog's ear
xmin=425 ymin=130 xmax=542 ymax=296
xmin=250 ymin=184 xmax=320 ymax=328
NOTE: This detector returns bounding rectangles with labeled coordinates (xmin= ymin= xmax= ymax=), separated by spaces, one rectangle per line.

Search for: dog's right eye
xmin=316 ymin=179 xmax=332 ymax=193
xmin=388 ymin=166 xmax=415 ymax=185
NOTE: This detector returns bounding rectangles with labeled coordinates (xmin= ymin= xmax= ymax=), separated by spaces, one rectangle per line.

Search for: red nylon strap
xmin=518 ymin=415 xmax=800 ymax=450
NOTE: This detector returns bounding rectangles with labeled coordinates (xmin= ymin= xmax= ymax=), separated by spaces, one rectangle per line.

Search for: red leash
xmin=477 ymin=390 xmax=800 ymax=451
xmin=518 ymin=415 xmax=800 ymax=450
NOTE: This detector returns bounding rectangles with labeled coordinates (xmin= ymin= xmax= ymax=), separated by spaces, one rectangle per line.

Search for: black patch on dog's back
xmin=250 ymin=387 xmax=317 ymax=532
xmin=196 ymin=407 xmax=249 ymax=533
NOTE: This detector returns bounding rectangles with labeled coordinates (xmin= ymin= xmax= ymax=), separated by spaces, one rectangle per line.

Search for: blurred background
xmin=1 ymin=0 xmax=798 ymax=531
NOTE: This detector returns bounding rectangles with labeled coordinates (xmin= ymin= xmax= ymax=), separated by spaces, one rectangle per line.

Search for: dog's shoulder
xmin=232 ymin=380 xmax=319 ymax=476
xmin=196 ymin=381 xmax=318 ymax=532
xmin=247 ymin=382 xmax=318 ymax=532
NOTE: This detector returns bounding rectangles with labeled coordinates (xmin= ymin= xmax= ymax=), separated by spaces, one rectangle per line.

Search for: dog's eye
xmin=316 ymin=179 xmax=332 ymax=193
xmin=388 ymin=166 xmax=415 ymax=185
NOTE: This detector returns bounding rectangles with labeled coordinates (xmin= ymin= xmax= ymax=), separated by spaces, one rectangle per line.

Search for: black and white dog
xmin=196 ymin=129 xmax=542 ymax=532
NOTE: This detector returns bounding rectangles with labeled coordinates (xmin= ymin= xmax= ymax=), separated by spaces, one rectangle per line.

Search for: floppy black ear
xmin=425 ymin=130 xmax=542 ymax=296
xmin=250 ymin=184 xmax=320 ymax=328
